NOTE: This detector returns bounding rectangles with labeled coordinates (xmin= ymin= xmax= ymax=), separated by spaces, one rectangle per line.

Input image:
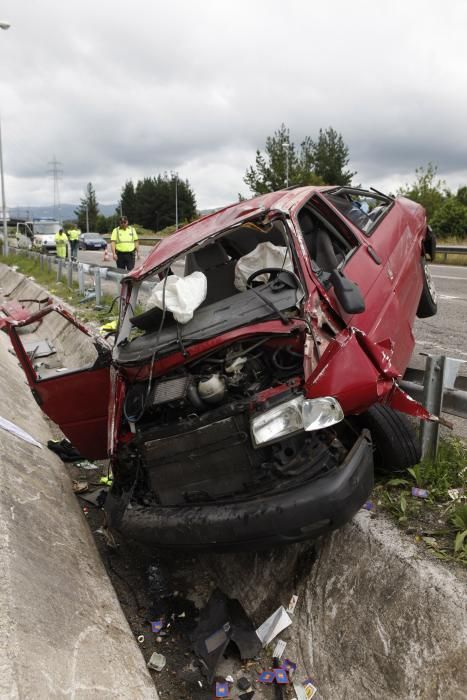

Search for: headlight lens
xmin=251 ymin=395 xmax=344 ymax=447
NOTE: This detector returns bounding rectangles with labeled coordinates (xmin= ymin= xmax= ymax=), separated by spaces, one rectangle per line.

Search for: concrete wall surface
xmin=203 ymin=515 xmax=466 ymax=700
xmin=0 ymin=327 xmax=158 ymax=699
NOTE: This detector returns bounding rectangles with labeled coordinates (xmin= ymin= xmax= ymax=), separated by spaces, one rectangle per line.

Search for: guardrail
xmin=400 ymin=355 xmax=467 ymax=459
xmin=11 ymin=247 xmax=154 ymax=307
xmin=436 ymin=244 xmax=467 ymax=261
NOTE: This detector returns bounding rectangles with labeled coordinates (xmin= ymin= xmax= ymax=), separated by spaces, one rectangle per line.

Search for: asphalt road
xmin=414 ymin=264 xmax=467 ymax=374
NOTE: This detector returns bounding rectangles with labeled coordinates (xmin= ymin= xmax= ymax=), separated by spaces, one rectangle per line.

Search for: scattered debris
xmin=281 ymin=659 xmax=297 ymax=676
xmin=193 ymin=589 xmax=262 ymax=682
xmin=47 ymin=438 xmax=82 ymax=461
xmin=0 ymin=415 xmax=42 ymax=448
xmin=225 ymin=674 xmax=234 ymax=683
xmin=362 ymin=501 xmax=374 ymax=511
xmin=78 ymin=488 xmax=108 ymax=508
xmin=258 ymin=670 xmax=275 ymax=684
xmin=147 ymin=652 xmax=166 ymax=672
xmin=256 ymin=606 xmax=292 ymax=646
xmin=215 ymin=681 xmax=230 ymax=697
xmin=448 ymin=488 xmax=464 ymax=500
xmin=237 ymin=677 xmax=251 ymax=691
xmin=286 ymin=594 xmax=298 ymax=615
xmin=273 ymin=639 xmax=287 ymax=659
xmin=151 ymin=620 xmax=165 ymax=634
xmin=99 ymin=319 xmax=118 ymax=333
xmin=137 ymin=635 xmax=145 ymax=644
xmin=411 ymin=487 xmax=429 ymax=499
xmin=239 ymin=693 xmax=255 ymax=700
xmin=72 ymin=480 xmax=88 ymax=494
xmin=302 ymin=678 xmax=318 ymax=698
xmin=75 ymin=459 xmax=99 ymax=470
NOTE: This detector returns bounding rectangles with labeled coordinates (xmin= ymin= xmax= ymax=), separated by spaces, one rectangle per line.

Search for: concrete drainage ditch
xmin=0 ymin=262 xmax=466 ymax=700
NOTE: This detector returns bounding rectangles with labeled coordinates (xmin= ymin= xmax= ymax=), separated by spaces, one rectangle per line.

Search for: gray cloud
xmin=2 ymin=0 xmax=467 ymax=210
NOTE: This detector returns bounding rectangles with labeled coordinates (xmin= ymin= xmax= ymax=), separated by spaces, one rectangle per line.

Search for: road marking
xmin=417 ymin=340 xmax=467 ymax=358
xmin=432 ymin=274 xmax=467 ymax=280
xmin=438 ymin=294 xmax=462 ymax=301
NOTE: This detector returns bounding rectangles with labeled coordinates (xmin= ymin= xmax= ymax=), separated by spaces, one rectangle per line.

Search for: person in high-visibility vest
xmin=68 ymin=226 xmax=80 ymax=261
xmin=54 ymin=228 xmax=68 ymax=259
xmin=110 ymin=216 xmax=140 ymax=271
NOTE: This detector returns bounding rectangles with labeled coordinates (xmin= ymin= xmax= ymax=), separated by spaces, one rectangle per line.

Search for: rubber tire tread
xmin=358 ymin=404 xmax=420 ymax=473
xmin=417 ymin=258 xmax=437 ymax=318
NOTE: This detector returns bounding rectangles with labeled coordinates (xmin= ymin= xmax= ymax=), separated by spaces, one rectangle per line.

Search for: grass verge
xmin=375 ymin=437 xmax=467 ymax=566
xmin=0 ymin=253 xmax=117 ymax=325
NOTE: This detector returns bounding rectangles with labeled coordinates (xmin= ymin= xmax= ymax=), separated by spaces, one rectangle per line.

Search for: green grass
xmin=375 ymin=438 xmax=467 ymax=566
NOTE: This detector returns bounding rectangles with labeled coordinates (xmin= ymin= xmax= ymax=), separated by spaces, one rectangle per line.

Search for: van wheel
xmin=353 ymin=405 xmax=420 ymax=473
xmin=417 ymin=257 xmax=437 ymax=318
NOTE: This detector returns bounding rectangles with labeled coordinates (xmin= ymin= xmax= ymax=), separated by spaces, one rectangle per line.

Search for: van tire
xmin=354 ymin=404 xmax=420 ymax=473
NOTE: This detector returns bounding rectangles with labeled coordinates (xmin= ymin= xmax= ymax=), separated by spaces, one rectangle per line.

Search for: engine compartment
xmin=120 ymin=337 xmax=348 ymax=507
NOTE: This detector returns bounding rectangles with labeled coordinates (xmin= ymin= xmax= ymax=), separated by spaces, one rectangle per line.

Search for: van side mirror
xmin=330 ymin=270 xmax=365 ymax=314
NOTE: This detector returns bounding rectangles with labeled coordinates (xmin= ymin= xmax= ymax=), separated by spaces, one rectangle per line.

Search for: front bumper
xmin=108 ymin=429 xmax=373 ymax=550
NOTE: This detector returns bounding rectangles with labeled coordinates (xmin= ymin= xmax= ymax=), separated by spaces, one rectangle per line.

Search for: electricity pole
xmin=48 ymin=156 xmax=63 ymax=223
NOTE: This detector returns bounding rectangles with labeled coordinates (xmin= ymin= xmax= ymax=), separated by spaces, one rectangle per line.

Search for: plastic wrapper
xmin=145 ymin=271 xmax=207 ymax=324
xmin=234 ymin=242 xmax=293 ymax=291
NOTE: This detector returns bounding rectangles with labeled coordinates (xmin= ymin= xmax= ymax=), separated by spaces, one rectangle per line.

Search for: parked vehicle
xmin=2 ymin=186 xmax=437 ymax=550
xmin=16 ymin=218 xmax=61 ymax=253
xmin=78 ymin=232 xmax=107 ymax=251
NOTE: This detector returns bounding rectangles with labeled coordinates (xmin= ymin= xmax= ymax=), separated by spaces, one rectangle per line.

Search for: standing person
xmin=111 ymin=216 xmax=140 ymax=271
xmin=54 ymin=228 xmax=68 ymax=259
xmin=68 ymin=226 xmax=80 ymax=261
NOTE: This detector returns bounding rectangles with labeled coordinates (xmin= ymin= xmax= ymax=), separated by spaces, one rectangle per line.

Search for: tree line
xmin=71 ymin=125 xmax=467 ymax=239
xmin=73 ymin=173 xmax=197 ymax=234
xmin=397 ymin=163 xmax=467 ymax=239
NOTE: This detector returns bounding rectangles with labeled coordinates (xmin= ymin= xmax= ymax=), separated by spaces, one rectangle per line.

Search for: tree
xmin=133 ymin=173 xmax=197 ymax=230
xmin=308 ymin=127 xmax=355 ymax=185
xmin=118 ymin=180 xmax=137 ymax=222
xmin=456 ymin=186 xmax=467 ymax=207
xmin=397 ymin=163 xmax=448 ymax=219
xmin=243 ymin=124 xmax=353 ymax=195
xmin=74 ymin=182 xmax=99 ymax=231
xmin=430 ymin=197 xmax=467 ymax=238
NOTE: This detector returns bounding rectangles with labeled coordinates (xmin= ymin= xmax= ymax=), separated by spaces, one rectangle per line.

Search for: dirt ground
xmin=65 ymin=458 xmax=303 ymax=700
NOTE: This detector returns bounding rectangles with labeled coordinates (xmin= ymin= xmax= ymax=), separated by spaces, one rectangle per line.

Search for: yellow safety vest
xmin=111 ymin=226 xmax=138 ymax=252
xmin=55 ymin=233 xmax=68 ymax=258
xmin=68 ymin=228 xmax=80 ymax=241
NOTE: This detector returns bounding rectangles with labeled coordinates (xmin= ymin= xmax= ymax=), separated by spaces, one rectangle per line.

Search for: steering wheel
xmin=246 ymin=267 xmax=284 ymax=288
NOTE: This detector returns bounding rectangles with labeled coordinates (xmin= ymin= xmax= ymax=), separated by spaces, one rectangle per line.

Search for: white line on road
xmin=432 ymin=274 xmax=467 ymax=281
xmin=417 ymin=339 xmax=467 ymax=358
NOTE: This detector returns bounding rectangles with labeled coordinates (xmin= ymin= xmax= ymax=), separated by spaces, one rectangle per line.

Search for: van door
xmin=1 ymin=305 xmax=111 ymax=459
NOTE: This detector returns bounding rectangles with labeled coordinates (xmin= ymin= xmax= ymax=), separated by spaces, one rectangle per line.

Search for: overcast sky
xmin=1 ymin=0 xmax=467 ymax=212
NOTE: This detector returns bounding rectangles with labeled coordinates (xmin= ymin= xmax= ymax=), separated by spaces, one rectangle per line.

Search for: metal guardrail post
xmin=420 ymin=356 xmax=445 ymax=461
xmin=39 ymin=254 xmax=44 ymax=270
xmin=419 ymin=355 xmax=465 ymax=460
xmin=57 ymin=259 xmax=62 ymax=282
xmin=78 ymin=264 xmax=85 ymax=295
xmin=67 ymin=261 xmax=73 ymax=287
xmin=94 ymin=267 xmax=102 ymax=308
xmin=47 ymin=255 xmax=52 ymax=273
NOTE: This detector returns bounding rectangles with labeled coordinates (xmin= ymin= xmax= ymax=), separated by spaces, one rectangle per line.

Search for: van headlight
xmin=251 ymin=395 xmax=344 ymax=447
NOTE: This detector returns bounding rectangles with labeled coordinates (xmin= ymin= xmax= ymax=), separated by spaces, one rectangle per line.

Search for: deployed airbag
xmin=145 ymin=271 xmax=207 ymax=324
xmin=234 ymin=242 xmax=293 ymax=291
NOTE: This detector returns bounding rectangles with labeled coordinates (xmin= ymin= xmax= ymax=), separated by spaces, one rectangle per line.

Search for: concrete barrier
xmin=0 ymin=269 xmax=158 ymax=698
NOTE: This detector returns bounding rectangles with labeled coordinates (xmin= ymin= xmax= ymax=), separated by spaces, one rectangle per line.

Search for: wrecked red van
xmin=2 ymin=186 xmax=437 ymax=549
